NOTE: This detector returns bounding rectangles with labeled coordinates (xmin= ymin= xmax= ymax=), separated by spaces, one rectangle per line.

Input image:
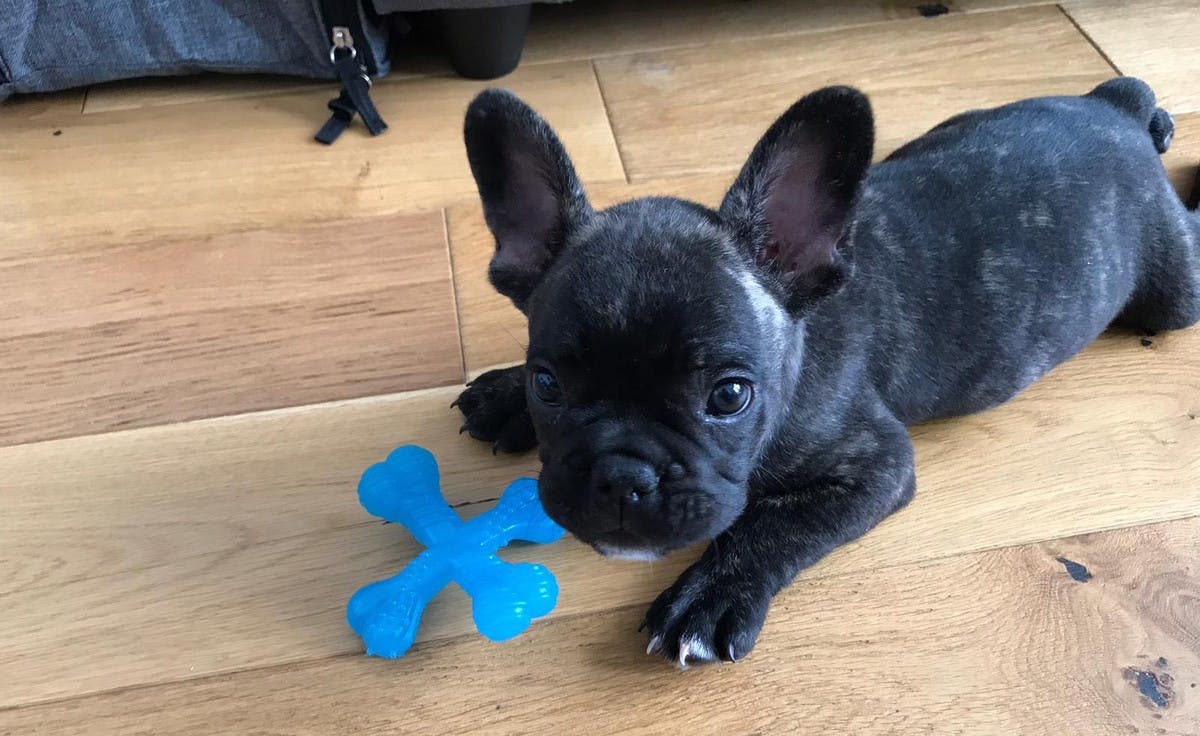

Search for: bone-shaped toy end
xmin=359 ymin=445 xmax=437 ymax=517
xmin=470 ymin=562 xmax=561 ymax=642
xmin=358 ymin=444 xmax=462 ymax=547
xmin=492 ymin=478 xmax=567 ymax=545
xmin=346 ymin=576 xmax=427 ymax=659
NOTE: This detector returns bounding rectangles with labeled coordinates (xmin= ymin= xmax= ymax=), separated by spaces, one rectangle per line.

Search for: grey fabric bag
xmin=0 ymin=0 xmax=392 ymax=101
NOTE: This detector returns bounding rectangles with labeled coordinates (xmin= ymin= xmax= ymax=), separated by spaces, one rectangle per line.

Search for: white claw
xmin=646 ymin=635 xmax=663 ymax=655
xmin=676 ymin=636 xmax=716 ymax=670
xmin=676 ymin=644 xmax=690 ymax=670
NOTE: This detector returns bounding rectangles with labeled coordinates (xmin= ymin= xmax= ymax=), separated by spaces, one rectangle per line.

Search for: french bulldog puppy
xmin=454 ymin=77 xmax=1200 ymax=667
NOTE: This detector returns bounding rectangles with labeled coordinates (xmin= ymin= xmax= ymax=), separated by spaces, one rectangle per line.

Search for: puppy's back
xmin=822 ymin=79 xmax=1191 ymax=423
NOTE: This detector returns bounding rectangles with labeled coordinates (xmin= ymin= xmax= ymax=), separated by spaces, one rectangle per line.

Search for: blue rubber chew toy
xmin=346 ymin=445 xmax=566 ymax=658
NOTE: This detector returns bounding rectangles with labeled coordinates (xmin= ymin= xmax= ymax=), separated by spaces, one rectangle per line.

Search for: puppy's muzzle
xmin=589 ymin=453 xmax=660 ymax=504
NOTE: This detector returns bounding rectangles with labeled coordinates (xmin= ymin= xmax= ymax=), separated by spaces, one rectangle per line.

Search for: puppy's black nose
xmin=590 ymin=455 xmax=659 ymax=503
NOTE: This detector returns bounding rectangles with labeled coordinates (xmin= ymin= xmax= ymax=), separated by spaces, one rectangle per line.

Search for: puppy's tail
xmin=1087 ymin=77 xmax=1174 ymax=153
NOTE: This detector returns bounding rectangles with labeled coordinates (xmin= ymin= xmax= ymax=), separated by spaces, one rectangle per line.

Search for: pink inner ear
xmin=492 ymin=148 xmax=559 ymax=271
xmin=760 ymin=144 xmax=839 ymax=276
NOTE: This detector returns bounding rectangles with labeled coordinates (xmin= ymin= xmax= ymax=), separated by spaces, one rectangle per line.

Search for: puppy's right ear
xmin=720 ymin=86 xmax=874 ymax=315
xmin=464 ymin=89 xmax=592 ymax=311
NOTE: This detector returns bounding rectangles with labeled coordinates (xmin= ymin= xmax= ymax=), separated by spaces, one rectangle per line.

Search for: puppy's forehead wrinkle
xmin=537 ymin=209 xmax=755 ymax=369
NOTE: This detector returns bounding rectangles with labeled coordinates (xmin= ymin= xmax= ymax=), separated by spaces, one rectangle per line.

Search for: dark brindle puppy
xmin=453 ymin=78 xmax=1200 ymax=666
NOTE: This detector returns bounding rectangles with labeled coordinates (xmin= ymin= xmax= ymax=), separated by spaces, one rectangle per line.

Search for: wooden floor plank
xmin=1062 ymin=0 xmax=1200 ymax=115
xmin=524 ymin=0 xmax=1056 ymax=65
xmin=0 ymin=89 xmax=84 ymax=123
xmin=1 ymin=321 xmax=1196 ymax=707
xmin=2 ymin=517 xmax=1195 ymax=735
xmin=0 ymin=386 xmax=528 ymax=599
xmin=81 ymin=74 xmax=329 ymax=115
xmin=0 ymin=61 xmax=624 ymax=249
xmin=594 ymin=6 xmax=1115 ymax=181
xmin=0 ymin=212 xmax=461 ymax=445
xmin=452 ymin=113 xmax=1200 ymax=375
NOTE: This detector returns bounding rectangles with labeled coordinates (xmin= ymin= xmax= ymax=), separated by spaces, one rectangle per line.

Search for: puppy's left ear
xmin=720 ymin=86 xmax=874 ymax=315
xmin=464 ymin=89 xmax=593 ymax=312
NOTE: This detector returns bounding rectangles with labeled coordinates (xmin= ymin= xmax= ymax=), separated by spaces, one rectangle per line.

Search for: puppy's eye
xmin=530 ymin=369 xmax=563 ymax=405
xmin=707 ymin=379 xmax=753 ymax=416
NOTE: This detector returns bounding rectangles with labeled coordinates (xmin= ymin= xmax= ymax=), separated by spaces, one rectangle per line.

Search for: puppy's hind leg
xmin=1116 ymin=161 xmax=1200 ymax=334
xmin=1093 ymin=78 xmax=1200 ymax=332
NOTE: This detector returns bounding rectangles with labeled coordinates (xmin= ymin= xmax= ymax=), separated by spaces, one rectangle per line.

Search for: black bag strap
xmin=314 ymin=14 xmax=388 ymax=145
xmin=315 ymin=88 xmax=356 ymax=145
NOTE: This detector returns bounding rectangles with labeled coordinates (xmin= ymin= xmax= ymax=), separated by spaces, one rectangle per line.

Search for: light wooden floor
xmin=1 ymin=1 xmax=1198 ymax=734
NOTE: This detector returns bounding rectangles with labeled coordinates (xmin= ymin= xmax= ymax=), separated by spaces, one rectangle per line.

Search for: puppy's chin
xmin=592 ymin=542 xmax=665 ymax=562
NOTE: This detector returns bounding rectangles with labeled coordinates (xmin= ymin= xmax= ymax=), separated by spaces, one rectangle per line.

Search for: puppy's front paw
xmin=452 ymin=366 xmax=537 ymax=454
xmin=641 ymin=556 xmax=771 ymax=668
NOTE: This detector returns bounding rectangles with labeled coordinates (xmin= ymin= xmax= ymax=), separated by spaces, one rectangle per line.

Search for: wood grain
xmin=0 ymin=61 xmax=624 ymax=249
xmin=1 ymin=323 xmax=1196 ymax=707
xmin=0 ymin=89 xmax=84 ymax=122
xmin=2 ymin=517 xmax=1194 ymax=735
xmin=0 ymin=212 xmax=462 ymax=445
xmin=524 ymin=0 xmax=1057 ymax=65
xmin=1062 ymin=0 xmax=1200 ymax=115
xmin=594 ymin=6 xmax=1116 ymax=180
xmin=82 ymin=74 xmax=329 ymax=115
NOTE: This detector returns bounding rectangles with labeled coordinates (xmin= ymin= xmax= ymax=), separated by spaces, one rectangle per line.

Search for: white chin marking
xmin=594 ymin=543 xmax=662 ymax=562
